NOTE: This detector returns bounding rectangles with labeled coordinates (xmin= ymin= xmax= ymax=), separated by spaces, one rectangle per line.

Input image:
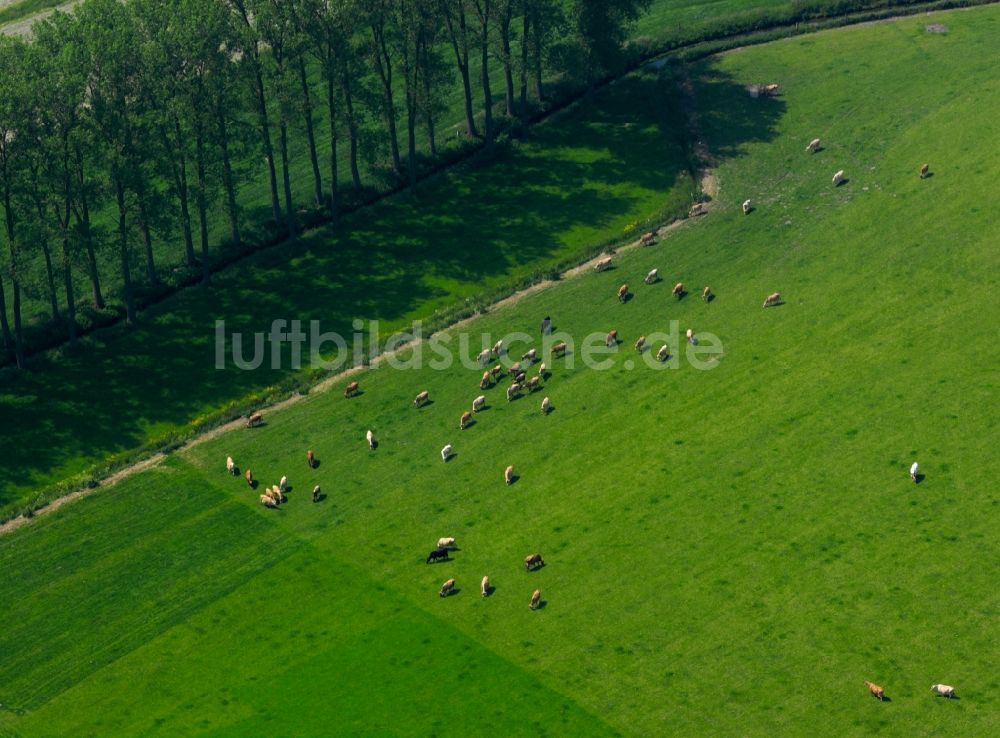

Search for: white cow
xmin=441 ymin=444 xmax=453 ymax=462
xmin=832 ymin=169 xmax=845 ymax=186
xmin=742 ymin=199 xmax=752 ymax=214
xmin=279 ymin=475 xmax=288 ymax=492
xmin=644 ymin=269 xmax=658 ymax=285
xmin=930 ymin=684 xmax=956 ymax=698
xmin=541 ymin=396 xmax=551 ymax=414
xmin=477 ymin=348 xmax=491 ymax=365
xmin=473 ymin=395 xmax=486 ymax=412
xmin=594 ymin=256 xmax=613 ymax=272
xmin=226 ymin=456 xmax=236 ymax=475
xmin=366 ymin=429 xmax=376 ymax=449
xmin=437 ymin=537 xmax=456 ymax=549
xmin=806 ymin=138 xmax=821 ymax=153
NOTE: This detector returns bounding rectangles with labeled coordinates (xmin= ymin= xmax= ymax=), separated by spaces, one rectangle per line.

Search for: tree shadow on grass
xmin=0 ymin=66 xmax=785 ymax=510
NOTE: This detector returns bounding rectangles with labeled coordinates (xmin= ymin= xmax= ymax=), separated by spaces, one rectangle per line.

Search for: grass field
xmin=2 ymin=6 xmax=998 ymax=737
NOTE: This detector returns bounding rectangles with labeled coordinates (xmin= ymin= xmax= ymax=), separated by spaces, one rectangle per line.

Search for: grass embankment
xmin=1 ymin=7 xmax=998 ymax=736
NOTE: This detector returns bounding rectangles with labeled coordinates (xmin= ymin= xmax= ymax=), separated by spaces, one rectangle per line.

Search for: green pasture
xmin=1 ymin=6 xmax=998 ymax=737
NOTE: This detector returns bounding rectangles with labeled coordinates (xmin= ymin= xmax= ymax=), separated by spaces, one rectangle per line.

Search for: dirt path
xmin=0 ymin=0 xmax=80 ymax=36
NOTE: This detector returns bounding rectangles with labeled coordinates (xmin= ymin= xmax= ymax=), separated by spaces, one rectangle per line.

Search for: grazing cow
xmin=522 ymin=348 xmax=536 ymax=364
xmin=312 ymin=485 xmax=321 ymax=502
xmin=527 ymin=376 xmax=541 ymax=392
xmin=491 ymin=364 xmax=504 ymax=380
xmin=492 ymin=339 xmax=504 ymax=357
xmin=864 ymin=681 xmax=886 ymax=701
xmin=279 ymin=475 xmax=288 ymax=492
xmin=226 ymin=456 xmax=237 ymax=475
xmin=552 ymin=342 xmax=568 ymax=358
xmin=507 ymin=384 xmax=522 ymax=402
xmin=635 ymin=335 xmax=646 ymax=352
xmin=473 ymin=395 xmax=486 ymax=412
xmin=344 ymin=381 xmax=359 ymax=398
xmin=529 ymin=589 xmax=541 ymax=610
xmin=763 ymin=291 xmax=781 ymax=307
xmin=366 ymin=429 xmax=376 ymax=450
xmin=439 ymin=578 xmax=456 ymax=597
xmin=644 ymin=269 xmax=658 ymax=285
xmin=267 ymin=488 xmax=282 ymax=505
xmin=640 ymin=231 xmax=656 ymax=246
xmin=832 ymin=169 xmax=845 ymax=186
xmin=260 ymin=494 xmax=277 ymax=508
xmin=910 ymin=461 xmax=919 ymax=483
xmin=524 ymin=553 xmax=544 ymax=571
xmin=606 ymin=330 xmax=618 ymax=348
xmin=460 ymin=411 xmax=472 ymax=430
xmin=538 ymin=363 xmax=547 ymax=377
xmin=930 ymin=684 xmax=956 ymax=698
xmin=480 ymin=371 xmax=491 ymax=389
xmin=920 ymin=163 xmax=930 ymax=179
xmin=617 ymin=283 xmax=629 ymax=302
xmin=514 ymin=371 xmax=527 ymax=385
xmin=414 ymin=390 xmax=430 ymax=407
xmin=427 ymin=548 xmax=449 ymax=564
xmin=247 ymin=412 xmax=263 ymax=428
xmin=702 ymin=286 xmax=712 ymax=302
xmin=245 ymin=469 xmax=254 ymax=487
xmin=477 ymin=348 xmax=492 ymax=366
xmin=672 ymin=282 xmax=684 ymax=299
xmin=307 ymin=450 xmax=315 ymax=468
xmin=594 ymin=256 xmax=613 ymax=272
xmin=510 ymin=361 xmax=522 ymax=376
xmin=656 ymin=345 xmax=670 ymax=362
xmin=481 ymin=575 xmax=490 ymax=597
xmin=689 ymin=202 xmax=707 ymax=217
xmin=437 ymin=537 xmax=456 ymax=549
xmin=272 ymin=485 xmax=285 ymax=503
xmin=763 ymin=83 xmax=779 ymax=95
xmin=686 ymin=328 xmax=696 ymax=345
xmin=742 ymin=199 xmax=752 ymax=215
xmin=806 ymin=138 xmax=821 ymax=153
xmin=441 ymin=444 xmax=453 ymax=462
xmin=505 ymin=465 xmax=515 ymax=485
xmin=541 ymin=396 xmax=551 ymax=414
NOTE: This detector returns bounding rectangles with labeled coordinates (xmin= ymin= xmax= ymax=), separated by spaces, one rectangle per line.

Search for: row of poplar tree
xmin=0 ymin=0 xmax=650 ymax=368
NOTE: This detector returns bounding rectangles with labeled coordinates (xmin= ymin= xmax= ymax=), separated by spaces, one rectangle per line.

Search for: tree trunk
xmin=531 ymin=5 xmax=544 ymax=101
xmin=419 ymin=36 xmax=438 ymax=156
xmin=2 ymin=176 xmax=24 ymax=367
xmin=168 ymin=119 xmax=196 ymax=267
xmin=479 ymin=5 xmax=494 ymax=149
xmin=372 ymin=24 xmax=402 ymax=172
xmin=341 ymin=68 xmax=363 ymax=192
xmin=135 ymin=189 xmax=157 ymax=285
xmin=406 ymin=93 xmax=418 ymax=189
xmin=500 ymin=7 xmax=515 ymax=117
xmin=278 ymin=120 xmax=295 ymax=238
xmin=74 ymin=149 xmax=105 ymax=309
xmin=519 ymin=10 xmax=530 ymax=131
xmin=298 ymin=59 xmax=324 ymax=208
xmin=325 ymin=73 xmax=339 ymax=217
xmin=0 ymin=271 xmax=12 ymax=357
xmin=61 ymin=231 xmax=77 ymax=346
xmin=114 ymin=175 xmax=137 ymax=326
xmin=38 ymin=231 xmax=60 ymax=323
xmin=216 ymin=107 xmax=241 ymax=246
xmin=253 ymin=62 xmax=282 ymax=224
xmin=195 ymin=128 xmax=210 ymax=286
xmin=443 ymin=2 xmax=478 ymax=137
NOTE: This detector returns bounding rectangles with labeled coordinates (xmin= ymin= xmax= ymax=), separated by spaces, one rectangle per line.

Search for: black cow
xmin=426 ymin=548 xmax=450 ymax=564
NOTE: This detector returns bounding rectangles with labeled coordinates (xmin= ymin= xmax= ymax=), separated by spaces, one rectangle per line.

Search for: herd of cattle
xmin=223 ymin=139 xmax=945 ymax=697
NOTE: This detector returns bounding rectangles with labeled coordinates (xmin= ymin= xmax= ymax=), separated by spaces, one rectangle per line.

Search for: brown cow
xmin=920 ymin=163 xmax=930 ymax=179
xmin=414 ymin=390 xmax=430 ymax=407
xmin=480 ymin=371 xmax=491 ymax=389
xmin=514 ymin=371 xmax=527 ymax=385
xmin=522 ymin=349 xmax=536 ymax=364
xmin=529 ymin=589 xmax=541 ymax=610
xmin=524 ymin=553 xmax=544 ymax=570
xmin=460 ymin=411 xmax=472 ymax=430
xmin=510 ymin=361 xmax=522 ymax=376
xmin=606 ymin=330 xmax=618 ymax=348
xmin=505 ymin=465 xmax=515 ymax=485
xmin=552 ymin=342 xmax=567 ymax=358
xmin=526 ymin=376 xmax=541 ymax=392
xmin=506 ymin=384 xmax=522 ymax=402
xmin=639 ymin=231 xmax=656 ymax=246
xmin=439 ymin=578 xmax=456 ymax=597
xmin=617 ymin=284 xmax=629 ymax=303
xmin=702 ymin=286 xmax=712 ymax=302
xmin=307 ymin=450 xmax=315 ymax=468
xmin=634 ymin=335 xmax=646 ymax=352
xmin=246 ymin=412 xmax=263 ymax=428
xmin=763 ymin=292 xmax=781 ymax=307
xmin=245 ymin=468 xmax=254 ymax=487
xmin=344 ymin=381 xmax=359 ymax=398
xmin=260 ymin=494 xmax=277 ymax=508
xmin=864 ymin=681 xmax=886 ymax=701
xmin=481 ymin=576 xmax=490 ymax=597
xmin=491 ymin=364 xmax=504 ymax=380
xmin=672 ymin=282 xmax=684 ymax=299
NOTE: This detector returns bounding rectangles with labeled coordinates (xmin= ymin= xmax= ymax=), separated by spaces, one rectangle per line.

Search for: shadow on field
xmin=0 ymin=66 xmax=785 ymax=511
